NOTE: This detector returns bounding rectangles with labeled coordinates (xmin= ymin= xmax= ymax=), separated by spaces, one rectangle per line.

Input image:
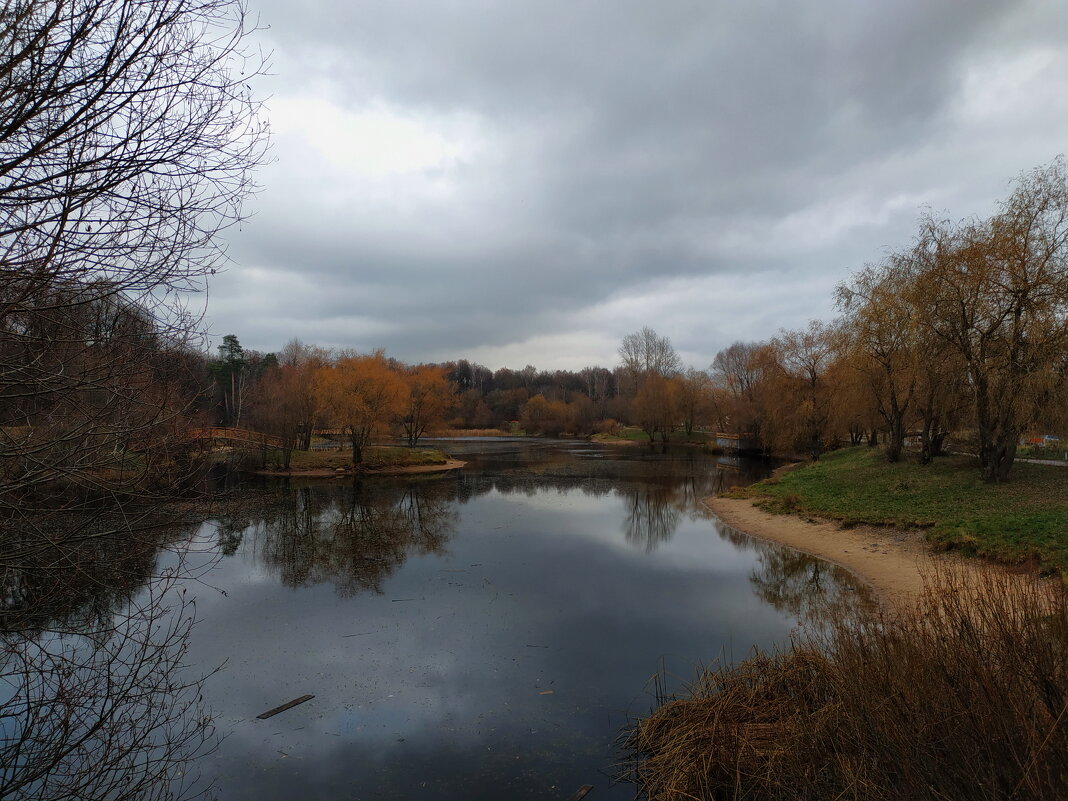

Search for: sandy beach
xmin=704 ymin=496 xmax=942 ymax=606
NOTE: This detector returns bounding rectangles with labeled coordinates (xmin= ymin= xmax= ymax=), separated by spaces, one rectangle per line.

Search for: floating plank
xmin=256 ymin=694 xmax=314 ymax=720
xmin=567 ymin=785 xmax=593 ymax=801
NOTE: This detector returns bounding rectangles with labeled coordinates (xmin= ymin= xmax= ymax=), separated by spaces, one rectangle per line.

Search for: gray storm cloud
xmin=210 ymin=0 xmax=1068 ymax=369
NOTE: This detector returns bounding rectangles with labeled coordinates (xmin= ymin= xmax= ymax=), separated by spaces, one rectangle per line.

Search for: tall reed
xmin=626 ymin=570 xmax=1067 ymax=800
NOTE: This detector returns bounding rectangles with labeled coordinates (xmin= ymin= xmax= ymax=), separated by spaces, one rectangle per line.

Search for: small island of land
xmin=253 ymin=446 xmax=465 ymax=478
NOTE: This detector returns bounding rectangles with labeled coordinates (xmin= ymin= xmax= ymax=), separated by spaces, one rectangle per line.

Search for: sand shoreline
xmin=703 ymin=495 xmax=939 ymax=606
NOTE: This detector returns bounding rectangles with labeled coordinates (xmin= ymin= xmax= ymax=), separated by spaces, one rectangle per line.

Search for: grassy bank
xmin=730 ymin=446 xmax=1068 ymax=573
xmin=627 ymin=571 xmax=1068 ymax=801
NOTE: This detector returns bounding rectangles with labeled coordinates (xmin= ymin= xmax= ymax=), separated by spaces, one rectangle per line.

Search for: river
xmin=0 ymin=439 xmax=872 ymax=801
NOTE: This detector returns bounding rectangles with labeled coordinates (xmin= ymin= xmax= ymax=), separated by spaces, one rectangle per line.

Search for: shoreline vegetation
xmin=627 ymin=446 xmax=1068 ymax=801
xmin=251 ymin=446 xmax=464 ymax=478
xmin=627 ymin=569 xmax=1068 ymax=801
xmin=590 ymin=427 xmax=725 ymax=448
xmin=726 ymin=445 xmax=1068 ymax=577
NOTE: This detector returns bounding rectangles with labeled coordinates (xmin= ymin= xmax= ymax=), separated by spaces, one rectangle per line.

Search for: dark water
xmin=0 ymin=440 xmax=872 ymax=801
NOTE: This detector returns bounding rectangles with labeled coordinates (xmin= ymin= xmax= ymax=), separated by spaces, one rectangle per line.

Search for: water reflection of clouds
xmin=184 ymin=445 xmax=872 ymax=799
xmin=194 ymin=479 xmax=804 ymax=799
xmin=1 ymin=520 xmax=219 ymax=801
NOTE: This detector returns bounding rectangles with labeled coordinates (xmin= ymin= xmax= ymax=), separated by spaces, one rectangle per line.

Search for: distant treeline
xmin=13 ymin=158 xmax=1049 ymax=481
xmin=213 ymin=159 xmax=1068 ymax=482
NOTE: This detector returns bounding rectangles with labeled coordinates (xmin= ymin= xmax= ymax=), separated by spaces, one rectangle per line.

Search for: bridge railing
xmin=184 ymin=427 xmax=286 ymax=448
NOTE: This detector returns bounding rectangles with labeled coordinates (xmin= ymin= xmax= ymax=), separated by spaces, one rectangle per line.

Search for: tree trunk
xmin=848 ymin=423 xmax=863 ymax=446
xmin=810 ymin=429 xmax=822 ymax=461
xmin=885 ymin=418 xmax=905 ymax=463
xmin=980 ymin=438 xmax=1016 ymax=483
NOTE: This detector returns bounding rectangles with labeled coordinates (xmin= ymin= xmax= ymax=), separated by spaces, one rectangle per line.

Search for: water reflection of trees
xmin=230 ymin=448 xmax=766 ymax=584
xmin=1 ymin=515 xmax=218 ymax=801
xmin=240 ymin=480 xmax=457 ymax=596
xmin=710 ymin=519 xmax=878 ymax=626
xmin=620 ymin=470 xmax=733 ymax=552
xmin=446 ymin=451 xmax=745 ymax=552
xmin=750 ymin=543 xmax=877 ymax=626
xmin=0 ymin=513 xmax=162 ymax=635
xmin=622 ymin=485 xmax=683 ymax=552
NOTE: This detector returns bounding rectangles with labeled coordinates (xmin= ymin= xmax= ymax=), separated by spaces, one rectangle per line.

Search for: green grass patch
xmin=737 ymin=446 xmax=1068 ymax=573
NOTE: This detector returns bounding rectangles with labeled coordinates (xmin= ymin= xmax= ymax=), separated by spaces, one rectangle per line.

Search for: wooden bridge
xmin=184 ymin=427 xmax=285 ymax=449
xmin=709 ymin=432 xmax=761 ymax=452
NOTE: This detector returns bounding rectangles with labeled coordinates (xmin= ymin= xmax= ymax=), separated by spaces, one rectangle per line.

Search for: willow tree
xmin=837 ymin=259 xmax=918 ymax=462
xmin=770 ymin=321 xmax=838 ymax=461
xmin=919 ymin=159 xmax=1068 ymax=482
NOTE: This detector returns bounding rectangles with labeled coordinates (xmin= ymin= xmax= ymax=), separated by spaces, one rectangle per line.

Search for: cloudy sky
xmin=207 ymin=0 xmax=1068 ymax=371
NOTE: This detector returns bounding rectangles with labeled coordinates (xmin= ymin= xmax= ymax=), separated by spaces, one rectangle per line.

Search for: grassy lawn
xmin=284 ymin=446 xmax=448 ymax=471
xmin=732 ymin=446 xmax=1068 ymax=573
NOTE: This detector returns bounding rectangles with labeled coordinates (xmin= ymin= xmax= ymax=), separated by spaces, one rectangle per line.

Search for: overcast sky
xmin=206 ymin=0 xmax=1068 ymax=371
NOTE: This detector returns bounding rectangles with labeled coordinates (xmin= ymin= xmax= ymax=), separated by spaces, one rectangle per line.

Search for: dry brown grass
xmin=436 ymin=428 xmax=517 ymax=438
xmin=626 ymin=570 xmax=1068 ymax=800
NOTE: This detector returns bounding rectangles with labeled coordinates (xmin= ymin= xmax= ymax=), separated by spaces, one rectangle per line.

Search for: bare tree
xmin=618 ymin=326 xmax=681 ymax=389
xmin=0 ymin=0 xmax=267 ymax=507
xmin=0 ymin=6 xmax=265 ymax=793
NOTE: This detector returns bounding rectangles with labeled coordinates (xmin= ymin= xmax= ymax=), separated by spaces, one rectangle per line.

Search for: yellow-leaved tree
xmin=398 ymin=365 xmax=454 ymax=447
xmin=317 ymin=352 xmax=405 ymax=464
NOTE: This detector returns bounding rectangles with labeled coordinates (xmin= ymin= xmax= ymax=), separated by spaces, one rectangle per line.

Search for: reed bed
xmin=626 ymin=570 xmax=1068 ymax=800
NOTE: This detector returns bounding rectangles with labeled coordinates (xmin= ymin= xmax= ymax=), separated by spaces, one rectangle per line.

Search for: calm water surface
xmin=1 ymin=440 xmax=871 ymax=800
xmin=169 ymin=440 xmax=869 ymax=800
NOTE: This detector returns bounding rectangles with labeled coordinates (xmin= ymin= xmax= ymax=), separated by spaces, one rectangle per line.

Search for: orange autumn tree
xmin=398 ymin=365 xmax=454 ymax=447
xmin=317 ymin=351 xmax=406 ymax=464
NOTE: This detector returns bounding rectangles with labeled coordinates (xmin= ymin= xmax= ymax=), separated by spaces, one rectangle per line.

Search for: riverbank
xmin=254 ymin=459 xmax=466 ymax=478
xmin=706 ymin=495 xmax=941 ymax=605
xmin=591 ymin=427 xmax=725 ymax=449
xmin=251 ymin=446 xmax=464 ymax=477
xmin=632 ymin=451 xmax=1068 ymax=800
xmin=727 ymin=446 xmax=1068 ymax=575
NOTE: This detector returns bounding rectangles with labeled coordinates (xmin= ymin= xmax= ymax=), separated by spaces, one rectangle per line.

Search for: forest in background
xmin=206 ymin=158 xmax=1068 ymax=482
